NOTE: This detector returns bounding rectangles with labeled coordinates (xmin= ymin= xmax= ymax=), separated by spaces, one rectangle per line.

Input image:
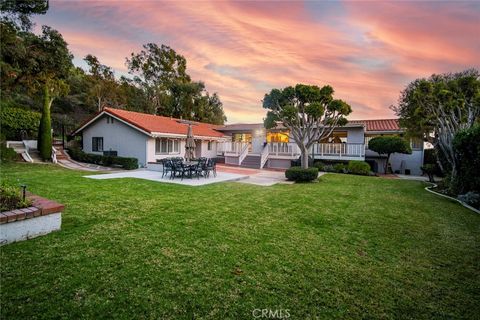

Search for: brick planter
xmin=0 ymin=194 xmax=64 ymax=245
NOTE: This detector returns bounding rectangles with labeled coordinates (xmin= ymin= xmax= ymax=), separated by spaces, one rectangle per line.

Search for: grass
xmin=1 ymin=163 xmax=479 ymax=319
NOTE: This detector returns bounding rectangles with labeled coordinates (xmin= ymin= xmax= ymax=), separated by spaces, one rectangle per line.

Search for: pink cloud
xmin=35 ymin=0 xmax=480 ymax=123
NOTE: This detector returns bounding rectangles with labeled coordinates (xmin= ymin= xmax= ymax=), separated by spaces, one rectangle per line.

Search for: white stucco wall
xmin=0 ymin=213 xmax=62 ymax=245
xmin=346 ymin=127 xmax=364 ymax=143
xmin=252 ymin=128 xmax=266 ymax=153
xmin=82 ymin=115 xmax=148 ymax=166
xmin=200 ymin=140 xmax=218 ymax=158
xmin=390 ymin=150 xmax=424 ymax=175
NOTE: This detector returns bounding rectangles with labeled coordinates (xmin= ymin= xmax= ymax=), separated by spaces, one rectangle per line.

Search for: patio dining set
xmin=158 ymin=157 xmax=217 ymax=180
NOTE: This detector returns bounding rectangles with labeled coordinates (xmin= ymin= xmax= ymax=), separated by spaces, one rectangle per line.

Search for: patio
xmin=84 ymin=169 xmax=249 ymax=186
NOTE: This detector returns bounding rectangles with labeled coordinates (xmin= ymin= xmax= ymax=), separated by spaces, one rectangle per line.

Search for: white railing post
xmin=238 ymin=143 xmax=249 ymax=165
xmin=260 ymin=144 xmax=269 ymax=169
xmin=51 ymin=146 xmax=57 ymax=164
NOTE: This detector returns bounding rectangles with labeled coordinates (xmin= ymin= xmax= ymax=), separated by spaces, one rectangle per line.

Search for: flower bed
xmin=0 ymin=193 xmax=64 ymax=245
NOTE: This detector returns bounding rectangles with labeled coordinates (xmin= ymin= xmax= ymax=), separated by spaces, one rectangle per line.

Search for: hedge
xmin=452 ymin=124 xmax=480 ymax=194
xmin=67 ymin=148 xmax=138 ymax=170
xmin=0 ymin=107 xmax=41 ymax=140
xmin=285 ymin=166 xmax=319 ymax=182
xmin=347 ymin=161 xmax=370 ymax=175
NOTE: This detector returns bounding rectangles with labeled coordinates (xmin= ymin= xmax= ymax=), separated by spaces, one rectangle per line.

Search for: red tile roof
xmin=349 ymin=119 xmax=401 ymax=132
xmin=75 ymin=108 xmax=225 ymax=138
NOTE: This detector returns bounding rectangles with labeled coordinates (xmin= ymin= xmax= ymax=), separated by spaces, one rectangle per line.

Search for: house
xmin=216 ymin=119 xmax=424 ymax=175
xmin=72 ymin=107 xmax=227 ymax=167
xmin=73 ymin=108 xmax=424 ymax=175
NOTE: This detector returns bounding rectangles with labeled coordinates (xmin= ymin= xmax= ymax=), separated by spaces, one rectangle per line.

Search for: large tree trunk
xmin=38 ymin=84 xmax=53 ymax=161
xmin=300 ymin=147 xmax=309 ymax=169
xmin=384 ymin=153 xmax=391 ymax=174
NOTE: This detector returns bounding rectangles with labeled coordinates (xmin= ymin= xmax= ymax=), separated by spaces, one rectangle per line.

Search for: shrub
xmin=323 ymin=164 xmax=335 ymax=172
xmin=333 ymin=163 xmax=346 ymax=173
xmin=347 ymin=161 xmax=370 ymax=175
xmin=285 ymin=166 xmax=319 ymax=182
xmin=0 ymin=107 xmax=41 ymax=140
xmin=421 ymin=164 xmax=436 ymax=183
xmin=368 ymin=136 xmax=411 ymax=173
xmin=67 ymin=148 xmax=138 ymax=170
xmin=0 ymin=180 xmax=31 ymax=212
xmin=0 ymin=144 xmax=17 ymax=163
xmin=452 ymin=124 xmax=480 ymax=194
xmin=457 ymin=192 xmax=480 ymax=209
xmin=313 ymin=161 xmax=325 ymax=171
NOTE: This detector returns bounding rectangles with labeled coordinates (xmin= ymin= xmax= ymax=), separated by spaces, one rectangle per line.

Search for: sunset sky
xmin=34 ymin=0 xmax=480 ymax=123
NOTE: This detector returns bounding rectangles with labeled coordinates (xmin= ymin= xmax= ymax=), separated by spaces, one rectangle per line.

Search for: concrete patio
xmin=82 ymin=164 xmax=299 ymax=187
xmin=84 ymin=169 xmax=249 ymax=186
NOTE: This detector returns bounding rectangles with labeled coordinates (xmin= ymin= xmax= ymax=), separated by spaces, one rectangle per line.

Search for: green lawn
xmin=1 ymin=163 xmax=479 ymax=319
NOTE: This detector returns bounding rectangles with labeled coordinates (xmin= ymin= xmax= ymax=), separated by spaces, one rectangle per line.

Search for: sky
xmin=34 ymin=0 xmax=480 ymax=123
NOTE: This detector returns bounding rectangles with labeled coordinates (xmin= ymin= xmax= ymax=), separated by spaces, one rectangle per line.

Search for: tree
xmin=31 ymin=26 xmax=72 ymax=160
xmin=125 ymin=43 xmax=226 ymax=124
xmin=392 ymin=69 xmax=480 ymax=180
xmin=0 ymin=0 xmax=48 ymax=31
xmin=368 ymin=136 xmax=411 ymax=174
xmin=126 ymin=43 xmax=190 ymax=114
xmin=84 ymin=54 xmax=123 ymax=111
xmin=263 ymin=84 xmax=352 ymax=168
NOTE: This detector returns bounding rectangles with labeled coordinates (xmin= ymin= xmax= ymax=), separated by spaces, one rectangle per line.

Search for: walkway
xmin=57 ymin=158 xmax=119 ymax=172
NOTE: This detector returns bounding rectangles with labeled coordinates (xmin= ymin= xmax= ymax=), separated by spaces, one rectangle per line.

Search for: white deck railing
xmin=268 ymin=142 xmax=300 ymax=157
xmin=260 ymin=144 xmax=269 ymax=168
xmin=219 ymin=142 xmax=249 ymax=156
xmin=238 ymin=143 xmax=250 ymax=164
xmin=312 ymin=143 xmax=365 ymax=158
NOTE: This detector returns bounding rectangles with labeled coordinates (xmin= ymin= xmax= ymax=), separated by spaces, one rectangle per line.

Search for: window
xmin=155 ymin=138 xmax=180 ymax=154
xmin=92 ymin=137 xmax=103 ymax=152
xmin=266 ymin=131 xmax=289 ymax=143
xmin=207 ymin=141 xmax=213 ymax=151
xmin=106 ymin=117 xmax=114 ymax=124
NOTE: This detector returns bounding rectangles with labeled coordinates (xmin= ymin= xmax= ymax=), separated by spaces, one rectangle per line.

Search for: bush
xmin=67 ymin=148 xmax=138 ymax=170
xmin=0 ymin=180 xmax=31 ymax=212
xmin=347 ymin=161 xmax=370 ymax=175
xmin=421 ymin=164 xmax=436 ymax=183
xmin=457 ymin=192 xmax=480 ymax=209
xmin=313 ymin=161 xmax=325 ymax=171
xmin=333 ymin=163 xmax=346 ymax=173
xmin=0 ymin=144 xmax=17 ymax=163
xmin=323 ymin=164 xmax=335 ymax=172
xmin=452 ymin=124 xmax=480 ymax=194
xmin=0 ymin=107 xmax=41 ymax=140
xmin=285 ymin=166 xmax=319 ymax=182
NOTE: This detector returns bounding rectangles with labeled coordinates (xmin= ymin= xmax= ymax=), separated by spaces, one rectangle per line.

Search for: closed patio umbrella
xmin=185 ymin=124 xmax=196 ymax=161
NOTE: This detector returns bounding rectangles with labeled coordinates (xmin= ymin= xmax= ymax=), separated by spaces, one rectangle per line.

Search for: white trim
xmin=151 ymin=132 xmax=225 ymax=140
xmin=425 ymin=183 xmax=480 ymax=214
xmin=74 ymin=111 xmax=227 ymax=140
xmin=73 ymin=111 xmax=151 ymax=136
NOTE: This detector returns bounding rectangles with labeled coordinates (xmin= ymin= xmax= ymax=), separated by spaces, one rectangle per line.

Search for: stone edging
xmin=425 ymin=183 xmax=480 ymax=214
xmin=0 ymin=194 xmax=65 ymax=224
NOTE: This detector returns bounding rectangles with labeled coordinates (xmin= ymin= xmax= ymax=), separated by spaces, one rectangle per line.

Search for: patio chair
xmin=172 ymin=161 xmax=190 ymax=180
xmin=161 ymin=159 xmax=173 ymax=178
xmin=191 ymin=158 xmax=207 ymax=179
xmin=204 ymin=158 xmax=217 ymax=178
